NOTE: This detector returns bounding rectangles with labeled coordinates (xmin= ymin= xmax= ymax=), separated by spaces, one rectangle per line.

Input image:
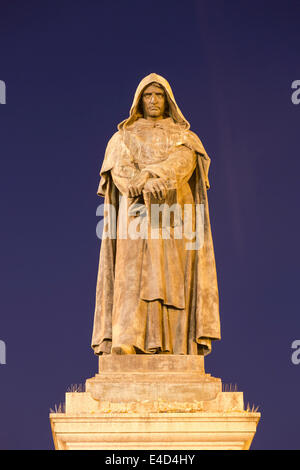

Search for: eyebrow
xmin=143 ymin=90 xmax=164 ymax=95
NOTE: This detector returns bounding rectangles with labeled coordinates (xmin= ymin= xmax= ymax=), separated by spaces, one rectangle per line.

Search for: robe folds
xmin=91 ymin=73 xmax=220 ymax=356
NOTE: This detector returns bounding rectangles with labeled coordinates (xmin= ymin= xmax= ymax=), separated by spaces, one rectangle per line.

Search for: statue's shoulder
xmin=100 ymin=131 xmax=123 ymax=173
xmin=106 ymin=131 xmax=122 ymax=149
xmin=182 ymin=129 xmax=207 ymax=156
xmin=106 ymin=130 xmax=130 ymax=155
xmin=101 ymin=130 xmax=132 ymax=174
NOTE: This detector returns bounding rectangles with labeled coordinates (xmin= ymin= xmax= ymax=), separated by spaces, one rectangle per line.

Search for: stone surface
xmin=50 ymin=403 xmax=260 ymax=450
xmin=98 ymin=354 xmax=205 ymax=373
xmin=50 ymin=356 xmax=260 ymax=450
xmin=64 ymin=390 xmax=245 ymax=414
xmin=86 ymin=355 xmax=221 ymax=403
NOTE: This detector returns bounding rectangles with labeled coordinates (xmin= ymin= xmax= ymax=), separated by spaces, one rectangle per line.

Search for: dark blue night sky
xmin=0 ymin=0 xmax=299 ymax=449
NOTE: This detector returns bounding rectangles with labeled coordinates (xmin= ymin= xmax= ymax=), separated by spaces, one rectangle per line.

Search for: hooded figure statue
xmin=92 ymin=73 xmax=221 ymax=356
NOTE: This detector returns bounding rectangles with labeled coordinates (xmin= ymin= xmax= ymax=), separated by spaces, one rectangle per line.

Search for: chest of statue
xmin=122 ymin=119 xmax=185 ymax=169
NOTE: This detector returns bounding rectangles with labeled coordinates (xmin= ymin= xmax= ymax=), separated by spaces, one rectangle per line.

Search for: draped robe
xmin=91 ymin=73 xmax=220 ymax=356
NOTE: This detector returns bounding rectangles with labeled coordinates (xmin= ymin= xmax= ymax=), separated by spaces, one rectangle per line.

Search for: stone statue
xmin=91 ymin=73 xmax=220 ymax=356
xmin=50 ymin=74 xmax=261 ymax=452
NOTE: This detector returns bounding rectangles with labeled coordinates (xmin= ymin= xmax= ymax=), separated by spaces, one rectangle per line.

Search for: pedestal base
xmin=86 ymin=355 xmax=221 ymax=403
xmin=50 ymin=407 xmax=260 ymax=450
xmin=50 ymin=356 xmax=260 ymax=450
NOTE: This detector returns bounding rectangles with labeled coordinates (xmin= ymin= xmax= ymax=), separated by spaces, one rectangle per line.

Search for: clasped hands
xmin=128 ymin=171 xmax=168 ymax=200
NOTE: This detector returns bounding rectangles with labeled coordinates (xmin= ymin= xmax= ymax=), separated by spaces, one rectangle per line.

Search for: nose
xmin=150 ymin=94 xmax=158 ymax=104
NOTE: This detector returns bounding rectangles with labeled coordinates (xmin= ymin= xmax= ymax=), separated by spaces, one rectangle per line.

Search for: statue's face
xmin=142 ymin=83 xmax=166 ymax=120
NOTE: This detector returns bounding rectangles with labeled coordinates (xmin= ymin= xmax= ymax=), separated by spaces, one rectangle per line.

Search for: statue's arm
xmin=140 ymin=145 xmax=197 ymax=188
xmin=99 ymin=132 xmax=139 ymax=196
xmin=111 ymin=165 xmax=138 ymax=196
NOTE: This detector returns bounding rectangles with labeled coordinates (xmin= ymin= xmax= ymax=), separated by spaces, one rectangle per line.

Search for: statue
xmin=91 ymin=73 xmax=220 ymax=356
xmin=50 ymin=74 xmax=261 ymax=452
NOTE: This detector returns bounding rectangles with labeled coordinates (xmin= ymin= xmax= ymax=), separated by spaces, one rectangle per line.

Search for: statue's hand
xmin=143 ymin=178 xmax=168 ymax=200
xmin=128 ymin=171 xmax=151 ymax=197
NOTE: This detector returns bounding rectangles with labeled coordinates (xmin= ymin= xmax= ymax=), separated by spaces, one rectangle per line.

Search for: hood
xmin=117 ymin=73 xmax=190 ymax=131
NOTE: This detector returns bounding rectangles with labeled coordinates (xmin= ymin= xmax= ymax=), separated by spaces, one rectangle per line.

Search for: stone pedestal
xmin=50 ymin=356 xmax=260 ymax=450
xmin=86 ymin=355 xmax=221 ymax=403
